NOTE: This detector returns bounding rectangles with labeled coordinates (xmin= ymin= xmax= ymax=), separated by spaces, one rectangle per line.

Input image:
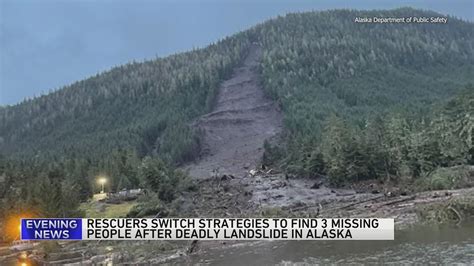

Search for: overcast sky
xmin=1 ymin=0 xmax=473 ymax=105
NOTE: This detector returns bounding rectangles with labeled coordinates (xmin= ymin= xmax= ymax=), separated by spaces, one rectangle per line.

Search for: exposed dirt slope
xmin=184 ymin=45 xmax=282 ymax=179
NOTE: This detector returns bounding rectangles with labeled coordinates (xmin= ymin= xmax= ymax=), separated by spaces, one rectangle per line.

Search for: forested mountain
xmin=1 ymin=8 xmax=473 ymax=185
xmin=1 ymin=35 xmax=251 ymax=163
xmin=257 ymin=8 xmax=473 ymax=135
xmin=1 ymin=8 xmax=473 ymax=223
xmin=251 ymin=8 xmax=474 ymax=178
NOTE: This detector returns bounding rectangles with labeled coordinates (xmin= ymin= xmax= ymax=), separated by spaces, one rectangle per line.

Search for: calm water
xmin=189 ymin=222 xmax=474 ymax=265
xmin=2 ymin=223 xmax=472 ymax=265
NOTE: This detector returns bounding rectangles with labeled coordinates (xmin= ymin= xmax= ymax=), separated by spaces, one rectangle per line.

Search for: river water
xmin=1 ymin=223 xmax=472 ymax=265
xmin=188 ymin=222 xmax=474 ymax=265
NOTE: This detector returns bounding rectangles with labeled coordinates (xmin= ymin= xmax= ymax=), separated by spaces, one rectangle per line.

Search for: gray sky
xmin=1 ymin=0 xmax=473 ymax=105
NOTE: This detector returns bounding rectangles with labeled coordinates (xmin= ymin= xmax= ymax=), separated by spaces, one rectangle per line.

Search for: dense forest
xmin=252 ymin=9 xmax=474 ymax=182
xmin=1 ymin=8 xmax=473 ymax=221
xmin=271 ymin=88 xmax=473 ymax=186
xmin=0 ymin=34 xmax=252 ymax=163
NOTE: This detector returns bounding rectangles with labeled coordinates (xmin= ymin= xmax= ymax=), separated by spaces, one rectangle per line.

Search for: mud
xmin=184 ymin=45 xmax=283 ymax=179
xmin=178 ymin=45 xmax=371 ymax=217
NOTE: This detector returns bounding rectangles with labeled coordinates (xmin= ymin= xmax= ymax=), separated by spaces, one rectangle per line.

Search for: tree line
xmin=0 ymin=150 xmax=192 ymax=232
xmin=264 ymin=88 xmax=473 ymax=186
xmin=251 ymin=9 xmax=474 ymax=182
xmin=0 ymin=9 xmax=473 ymax=224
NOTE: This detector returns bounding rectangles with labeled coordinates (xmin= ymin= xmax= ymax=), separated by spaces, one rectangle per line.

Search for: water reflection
xmin=190 ymin=223 xmax=474 ymax=265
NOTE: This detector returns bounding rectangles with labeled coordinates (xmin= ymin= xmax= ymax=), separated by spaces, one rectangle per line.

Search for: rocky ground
xmin=179 ymin=171 xmax=474 ymax=229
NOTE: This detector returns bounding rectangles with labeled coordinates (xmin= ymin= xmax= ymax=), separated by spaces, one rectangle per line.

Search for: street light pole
xmin=98 ymin=177 xmax=107 ymax=194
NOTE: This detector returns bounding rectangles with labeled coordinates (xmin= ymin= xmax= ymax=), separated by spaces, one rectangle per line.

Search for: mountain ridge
xmin=1 ymin=8 xmax=473 ymax=165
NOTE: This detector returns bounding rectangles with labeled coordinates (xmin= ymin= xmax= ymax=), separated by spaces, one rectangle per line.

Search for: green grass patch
xmin=79 ymin=200 xmax=138 ymax=218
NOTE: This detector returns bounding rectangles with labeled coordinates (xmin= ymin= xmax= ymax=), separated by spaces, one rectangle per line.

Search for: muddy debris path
xmin=179 ymin=44 xmax=375 ymax=218
xmin=184 ymin=45 xmax=282 ymax=179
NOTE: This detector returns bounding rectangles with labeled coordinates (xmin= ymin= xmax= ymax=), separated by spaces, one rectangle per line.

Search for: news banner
xmin=21 ymin=218 xmax=394 ymax=240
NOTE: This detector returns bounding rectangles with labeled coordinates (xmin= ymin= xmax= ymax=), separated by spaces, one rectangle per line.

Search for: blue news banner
xmin=21 ymin=219 xmax=82 ymax=240
xmin=21 ymin=218 xmax=395 ymax=241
